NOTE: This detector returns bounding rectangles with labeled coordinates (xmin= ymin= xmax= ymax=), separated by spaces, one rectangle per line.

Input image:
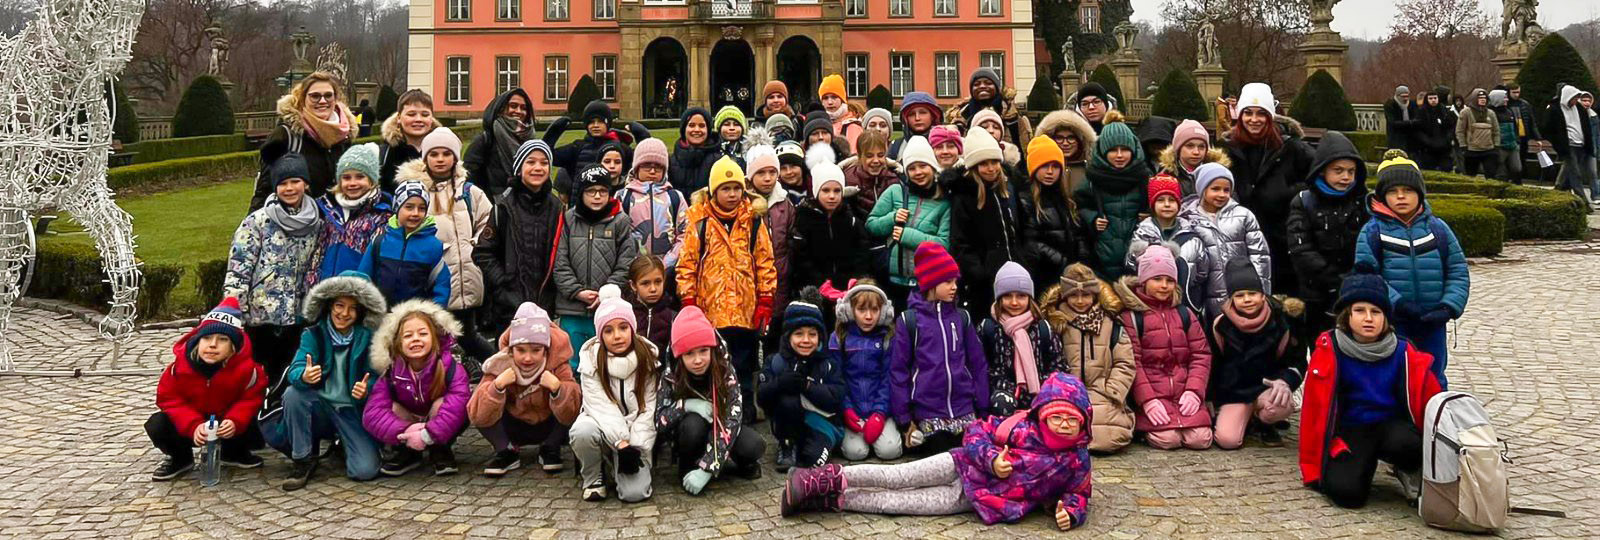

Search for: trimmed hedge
xmin=173 ymin=75 xmax=235 ymax=137
xmin=867 ymin=85 xmax=893 ymax=111
xmin=1289 ymin=70 xmax=1357 ymax=131
xmin=568 ymin=76 xmax=602 ymax=118
xmin=1087 ymin=64 xmax=1124 ymax=107
xmin=196 ymin=258 xmax=228 ymax=307
xmin=109 ymin=81 xmax=140 ymax=144
xmin=1428 ymin=200 xmax=1506 ymax=257
xmin=1362 ymin=168 xmax=1590 ymax=243
xmin=1150 ymin=68 xmax=1209 ymax=122
xmin=375 ymin=85 xmax=398 ymax=123
xmin=1026 ymin=75 xmax=1060 ymax=112
xmin=1340 ymin=131 xmax=1386 ymax=163
xmin=108 ymin=151 xmax=258 ymax=192
xmin=118 ymin=134 xmax=247 ymax=166
xmin=31 ymin=242 xmax=184 ymax=317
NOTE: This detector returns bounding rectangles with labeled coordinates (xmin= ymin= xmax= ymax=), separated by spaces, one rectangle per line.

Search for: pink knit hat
xmin=745 ymin=144 xmax=779 ymax=176
xmin=670 ymin=306 xmax=718 ymax=357
xmin=632 ymin=137 xmax=669 ymax=172
xmin=1171 ymin=120 xmax=1209 ymax=153
xmin=592 ymin=284 xmax=637 ymax=335
xmin=1136 ymin=244 xmax=1178 ymax=284
xmin=508 ymin=302 xmax=552 ymax=348
xmin=928 ymin=125 xmax=963 ymax=153
xmin=913 ymin=242 xmax=961 ymax=293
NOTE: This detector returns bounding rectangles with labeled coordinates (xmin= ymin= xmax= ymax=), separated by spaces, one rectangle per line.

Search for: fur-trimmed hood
xmin=1034 ymin=110 xmax=1098 ymax=162
xmin=301 ymin=272 xmax=388 ymax=329
xmin=381 ymin=112 xmax=442 ymax=146
xmin=1219 ymin=114 xmax=1306 ymax=144
xmin=1158 ymin=145 xmax=1231 ymax=174
xmin=393 ymin=156 xmax=467 ymax=192
xmin=1112 ymin=275 xmax=1181 ymax=312
xmin=1040 ymin=279 xmax=1124 ymax=330
xmin=370 ymin=299 xmax=463 ymax=372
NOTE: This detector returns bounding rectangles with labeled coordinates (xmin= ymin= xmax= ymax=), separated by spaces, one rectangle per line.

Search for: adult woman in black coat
xmin=1222 ymin=83 xmax=1314 ymax=297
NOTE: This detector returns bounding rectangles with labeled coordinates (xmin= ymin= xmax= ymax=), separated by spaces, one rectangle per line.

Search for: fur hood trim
xmin=381 ymin=112 xmax=442 ymax=146
xmin=1034 ymin=109 xmax=1098 ymax=160
xmin=1219 ymin=114 xmax=1306 ymax=144
xmin=370 ymin=300 xmax=462 ymax=372
xmin=301 ymin=274 xmax=388 ymax=329
xmin=1158 ymin=146 xmax=1231 ymax=174
xmin=275 ymin=93 xmax=307 ymax=136
xmin=394 ymin=157 xmax=467 ymax=192
xmin=1273 ymin=294 xmax=1306 ymax=318
xmin=1040 ymin=281 xmax=1125 ymax=330
xmin=1113 ymin=275 xmax=1181 ymax=312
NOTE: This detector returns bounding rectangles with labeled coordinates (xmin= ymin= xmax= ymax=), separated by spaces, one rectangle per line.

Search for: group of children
xmin=173 ymin=74 xmax=1473 ymax=529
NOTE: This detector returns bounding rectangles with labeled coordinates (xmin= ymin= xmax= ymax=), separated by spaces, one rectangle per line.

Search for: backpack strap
xmin=1428 ymin=217 xmax=1452 ymax=285
xmin=902 ymin=310 xmax=918 ymax=349
xmin=1298 ymin=190 xmax=1317 ymax=212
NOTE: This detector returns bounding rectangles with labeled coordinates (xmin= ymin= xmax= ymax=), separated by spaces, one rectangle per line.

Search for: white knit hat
xmin=900 ymin=135 xmax=941 ymax=173
xmin=1234 ymin=82 xmax=1277 ymax=119
xmin=811 ymin=162 xmax=845 ymax=199
xmin=962 ymin=125 xmax=1002 ymax=165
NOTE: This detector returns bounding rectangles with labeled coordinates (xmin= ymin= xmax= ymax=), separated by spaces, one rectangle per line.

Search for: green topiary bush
xmin=172 ymin=75 xmax=235 ymax=138
xmin=1087 ymin=64 xmax=1125 ymax=108
xmin=375 ymin=85 xmax=399 ymax=123
xmin=1290 ymin=70 xmax=1357 ymax=131
xmin=117 ymin=134 xmax=248 ymax=166
xmin=195 ymin=258 xmax=229 ymax=307
xmin=1515 ymin=33 xmax=1598 ymax=121
xmin=1026 ymin=76 xmax=1060 ymax=112
xmin=30 ymin=243 xmax=185 ymax=317
xmin=567 ymin=76 xmax=602 ymax=118
xmin=867 ymin=85 xmax=893 ymax=112
xmin=1340 ymin=131 xmax=1386 ymax=163
xmin=1150 ymin=69 xmax=1209 ymax=122
xmin=108 ymin=80 xmax=140 ymax=144
xmin=1428 ymin=200 xmax=1505 ymax=257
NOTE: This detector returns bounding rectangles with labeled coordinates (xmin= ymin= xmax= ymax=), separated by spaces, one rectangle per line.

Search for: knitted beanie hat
xmin=765 ymin=114 xmax=795 ymax=136
xmin=746 ymin=144 xmax=780 ymax=176
xmin=513 ymin=139 xmax=552 ymax=174
xmin=1147 ymin=172 xmax=1182 ymax=208
xmin=1234 ymin=82 xmax=1277 ymax=119
xmin=631 ymin=138 xmax=669 ymax=173
xmin=811 ymin=162 xmax=846 ymax=199
xmin=1336 ymin=271 xmax=1392 ymax=314
xmin=762 ymin=80 xmax=789 ymax=102
xmin=271 ymin=153 xmax=310 ymax=188
xmin=708 ymin=155 xmax=745 ymax=193
xmin=863 ymin=108 xmax=893 ymax=130
xmin=913 ymin=242 xmax=960 ymax=292
xmin=802 ymin=115 xmax=833 ymax=140
xmin=592 ymin=284 xmax=637 ymax=335
xmin=1026 ymin=135 xmax=1065 ymax=176
xmin=818 ymin=74 xmax=847 ymax=100
xmin=782 ymin=301 xmax=826 ymax=337
xmin=670 ymin=306 xmax=719 ymax=357
xmin=1224 ymin=258 xmax=1264 ymax=296
xmin=508 ymin=302 xmax=553 ymax=348
xmin=969 ymin=67 xmax=1003 ymax=92
xmin=420 ymin=126 xmax=462 ymax=159
xmin=1136 ymin=244 xmax=1178 ymax=284
xmin=394 ymin=180 xmax=430 ymax=210
xmin=993 ymin=261 xmax=1034 ymax=300
xmin=1376 ymin=157 xmax=1426 ymax=202
xmin=1171 ymin=120 xmax=1210 ymax=153
xmin=189 ymin=297 xmax=245 ymax=350
xmin=575 ymin=164 xmax=612 ymax=195
xmin=962 ymin=124 xmax=1003 ymax=165
xmin=336 ymin=143 xmax=382 ymax=185
xmin=713 ymin=105 xmax=747 ymax=131
xmin=1193 ymin=162 xmax=1234 ymax=197
xmin=928 ymin=125 xmax=964 ymax=154
xmin=900 ymin=136 xmax=941 ymax=173
xmin=582 ymin=100 xmax=612 ymax=124
xmin=1093 ymin=122 xmax=1143 ymax=168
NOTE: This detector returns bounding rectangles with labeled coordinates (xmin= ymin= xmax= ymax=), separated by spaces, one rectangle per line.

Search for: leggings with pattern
xmin=839 ymin=452 xmax=972 ymax=516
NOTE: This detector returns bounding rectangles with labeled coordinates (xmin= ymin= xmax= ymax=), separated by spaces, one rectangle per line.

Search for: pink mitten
xmin=819 ymin=280 xmax=846 ymax=302
xmin=402 ymin=423 xmax=428 ymax=451
xmin=1142 ymin=400 xmax=1171 ymax=426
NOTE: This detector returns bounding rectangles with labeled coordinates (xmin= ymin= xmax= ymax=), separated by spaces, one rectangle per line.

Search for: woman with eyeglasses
xmin=252 ymin=71 xmax=355 ymax=211
xmin=1031 ymin=109 xmax=1096 ymax=195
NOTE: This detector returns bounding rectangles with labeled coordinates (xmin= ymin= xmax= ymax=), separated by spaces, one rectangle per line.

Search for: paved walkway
xmin=1 ymin=240 xmax=1597 ymax=539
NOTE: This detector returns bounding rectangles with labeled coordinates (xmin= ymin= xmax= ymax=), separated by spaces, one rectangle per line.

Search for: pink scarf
xmin=999 ymin=311 xmax=1041 ymax=395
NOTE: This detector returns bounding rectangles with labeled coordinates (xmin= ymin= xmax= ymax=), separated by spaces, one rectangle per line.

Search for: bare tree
xmin=1160 ymin=0 xmax=1311 ymax=96
xmin=1344 ymin=0 xmax=1497 ymax=102
xmin=126 ymin=0 xmax=246 ymax=111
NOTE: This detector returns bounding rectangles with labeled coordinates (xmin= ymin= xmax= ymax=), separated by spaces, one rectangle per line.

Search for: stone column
xmin=1058 ymin=69 xmax=1080 ymax=106
xmin=1110 ymin=56 xmax=1142 ymax=100
xmin=1298 ymin=31 xmax=1349 ymax=83
xmin=1192 ymin=66 xmax=1226 ymax=119
xmin=618 ymin=28 xmax=644 ymax=120
xmin=688 ymin=30 xmax=709 ymax=110
xmin=755 ymin=27 xmax=776 ymax=94
xmin=1491 ymin=46 xmax=1529 ymax=86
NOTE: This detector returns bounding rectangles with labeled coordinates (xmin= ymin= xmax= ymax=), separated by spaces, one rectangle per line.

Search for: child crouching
xmin=363 ymin=300 xmax=472 ymax=476
xmin=759 ymin=300 xmax=847 ymax=472
xmin=1115 ymin=245 xmax=1214 ymax=450
xmin=831 ymin=280 xmax=903 ymax=461
xmin=657 ymin=306 xmax=766 ymax=495
xmin=148 ymin=298 xmax=267 ymax=481
xmin=468 ymin=302 xmax=581 ymax=477
xmin=571 ymin=286 xmax=661 ymax=502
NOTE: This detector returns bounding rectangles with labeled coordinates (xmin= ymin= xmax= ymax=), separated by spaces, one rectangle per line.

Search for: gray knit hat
xmin=336 ymin=143 xmax=382 ymax=186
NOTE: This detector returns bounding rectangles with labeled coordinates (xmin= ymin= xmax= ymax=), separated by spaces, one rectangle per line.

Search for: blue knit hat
xmin=394 ymin=180 xmax=429 ymax=210
xmin=782 ymin=301 xmax=826 ymax=337
xmin=271 ymin=153 xmax=310 ymax=188
xmin=189 ymin=297 xmax=245 ymax=351
xmin=1335 ymin=270 xmax=1393 ymax=314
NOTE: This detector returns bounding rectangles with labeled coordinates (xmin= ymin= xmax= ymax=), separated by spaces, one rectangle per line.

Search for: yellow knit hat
xmin=708 ymin=155 xmax=746 ymax=193
xmin=819 ymin=74 xmax=847 ymax=101
xmin=1026 ymin=135 xmax=1065 ymax=176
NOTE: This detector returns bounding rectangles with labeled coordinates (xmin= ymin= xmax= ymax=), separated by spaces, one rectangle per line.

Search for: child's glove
xmin=904 ymin=422 xmax=925 ymax=448
xmin=753 ymin=296 xmax=774 ymax=334
xmin=682 ymin=469 xmax=713 ymax=495
xmin=1396 ymin=301 xmax=1423 ymax=321
xmin=819 ymin=281 xmax=846 ymax=302
xmin=683 ymin=398 xmax=714 ymax=421
xmin=1420 ymin=306 xmax=1454 ymax=324
xmin=775 ymin=370 xmax=807 ymax=392
xmin=842 ymin=409 xmax=865 ymax=433
xmin=863 ymin=414 xmax=887 ymax=445
xmin=617 ymin=446 xmax=644 ymax=475
xmin=1142 ymin=400 xmax=1171 ymax=426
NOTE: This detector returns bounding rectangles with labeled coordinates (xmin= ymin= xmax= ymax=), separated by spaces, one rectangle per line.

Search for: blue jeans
xmin=280 ymin=385 xmax=380 ymax=480
xmin=560 ymin=315 xmax=595 ymax=374
xmin=1395 ymin=319 xmax=1449 ymax=390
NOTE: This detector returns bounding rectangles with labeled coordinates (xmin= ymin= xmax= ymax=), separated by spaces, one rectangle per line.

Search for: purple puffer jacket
xmin=890 ymin=292 xmax=989 ymax=426
xmin=362 ymin=332 xmax=471 ymax=446
xmin=951 ymin=372 xmax=1093 ymax=526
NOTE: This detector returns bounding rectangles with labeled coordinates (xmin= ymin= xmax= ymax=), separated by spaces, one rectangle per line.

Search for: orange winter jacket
xmin=675 ymin=191 xmax=778 ymax=330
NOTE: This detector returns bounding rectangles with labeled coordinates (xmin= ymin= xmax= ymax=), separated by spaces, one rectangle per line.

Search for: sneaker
xmin=151 ymin=457 xmax=194 ymax=481
xmin=379 ymin=448 xmax=422 ymax=477
xmin=483 ymin=450 xmax=521 ymax=478
xmin=774 ymin=444 xmax=796 ymax=474
xmin=429 ymin=447 xmax=459 ymax=476
xmin=1256 ymin=425 xmax=1284 ymax=447
xmin=781 ymin=464 xmax=845 ymax=517
xmin=220 ymin=451 xmax=264 ymax=469
xmin=1390 ymin=466 xmax=1423 ymax=504
xmin=582 ymin=480 xmax=608 ymax=502
xmin=281 ymin=458 xmax=318 ymax=491
xmin=732 ymin=460 xmax=763 ymax=480
xmin=538 ymin=445 xmax=564 ymax=472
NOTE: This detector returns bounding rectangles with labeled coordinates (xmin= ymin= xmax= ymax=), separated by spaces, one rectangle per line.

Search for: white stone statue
xmin=0 ymin=0 xmax=146 ymax=369
xmin=1501 ymin=0 xmax=1542 ymax=48
xmin=1197 ymin=17 xmax=1220 ymax=67
xmin=1060 ymin=37 xmax=1076 ymax=73
xmin=1113 ymin=21 xmax=1139 ymax=53
xmin=205 ymin=22 xmax=230 ymax=77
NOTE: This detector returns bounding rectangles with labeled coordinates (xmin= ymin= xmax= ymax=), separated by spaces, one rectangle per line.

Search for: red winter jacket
xmin=1298 ymin=331 xmax=1441 ymax=488
xmin=1113 ymin=277 xmax=1213 ymax=432
xmin=155 ymin=330 xmax=267 ymax=439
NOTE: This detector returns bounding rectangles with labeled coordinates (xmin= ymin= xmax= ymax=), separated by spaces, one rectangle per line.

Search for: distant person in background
xmin=1383 ymin=86 xmax=1419 ymax=162
xmin=355 ymin=99 xmax=376 ymax=138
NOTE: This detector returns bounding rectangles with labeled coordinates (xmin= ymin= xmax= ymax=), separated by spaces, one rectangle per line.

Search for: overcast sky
xmin=1130 ymin=0 xmax=1600 ymax=40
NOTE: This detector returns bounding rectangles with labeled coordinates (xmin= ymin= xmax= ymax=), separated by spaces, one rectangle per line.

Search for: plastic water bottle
xmin=200 ymin=415 xmax=221 ymax=487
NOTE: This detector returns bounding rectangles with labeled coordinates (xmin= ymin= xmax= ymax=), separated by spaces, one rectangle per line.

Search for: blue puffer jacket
xmin=831 ymin=325 xmax=894 ymax=418
xmin=1353 ymin=197 xmax=1470 ymax=317
xmin=358 ymin=216 xmax=452 ymax=307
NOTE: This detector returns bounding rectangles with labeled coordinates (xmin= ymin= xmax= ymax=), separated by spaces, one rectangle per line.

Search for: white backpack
xmin=1419 ymin=391 xmax=1510 ymax=532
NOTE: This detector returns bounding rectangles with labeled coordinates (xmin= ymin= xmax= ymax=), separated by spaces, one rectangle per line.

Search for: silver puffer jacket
xmin=1125 ymin=217 xmax=1209 ymax=317
xmin=1180 ymin=196 xmax=1271 ymax=319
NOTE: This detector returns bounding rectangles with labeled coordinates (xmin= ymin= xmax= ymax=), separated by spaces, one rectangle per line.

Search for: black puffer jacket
xmin=1208 ymin=297 xmax=1306 ymax=405
xmin=1223 ymin=115 xmax=1315 ymax=296
xmin=543 ymin=103 xmax=651 ymax=178
xmin=1285 ymin=131 xmax=1369 ymax=308
xmin=473 ymin=180 xmax=566 ymax=327
xmin=669 ymin=108 xmax=720 ymax=193
xmin=1016 ymin=187 xmax=1091 ymax=292
xmin=789 ymin=199 xmax=868 ymax=291
xmin=465 ymin=88 xmax=536 ymax=200
xmin=942 ymin=164 xmax=1023 ymax=312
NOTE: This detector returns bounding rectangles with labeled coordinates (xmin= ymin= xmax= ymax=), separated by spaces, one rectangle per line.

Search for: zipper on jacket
xmin=939 ymin=303 xmax=955 ymax=418
xmin=993 ymin=190 xmax=1014 ymax=261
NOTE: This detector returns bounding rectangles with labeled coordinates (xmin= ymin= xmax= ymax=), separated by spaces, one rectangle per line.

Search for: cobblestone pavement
xmin=1 ymin=240 xmax=1597 ymax=539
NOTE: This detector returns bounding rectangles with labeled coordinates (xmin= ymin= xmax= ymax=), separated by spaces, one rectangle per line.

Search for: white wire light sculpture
xmin=0 ymin=0 xmax=146 ymax=371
